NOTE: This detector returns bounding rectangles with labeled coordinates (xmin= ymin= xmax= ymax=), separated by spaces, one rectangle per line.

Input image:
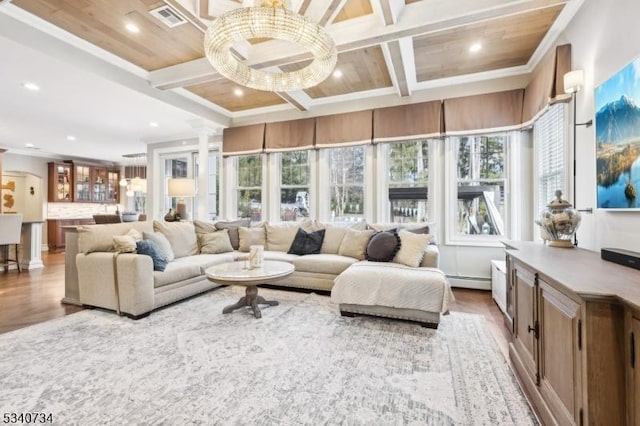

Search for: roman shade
xmin=315 ymin=110 xmax=373 ymax=148
xmin=522 ymin=44 xmax=572 ymax=125
xmin=264 ymin=118 xmax=315 ymax=152
xmin=222 ymin=123 xmax=265 ymax=156
xmin=443 ymin=89 xmax=524 ymax=134
xmin=373 ymin=101 xmax=442 ymax=143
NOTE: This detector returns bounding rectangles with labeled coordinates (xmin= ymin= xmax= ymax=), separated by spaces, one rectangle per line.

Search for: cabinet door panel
xmin=632 ymin=316 xmax=640 ymax=426
xmin=539 ymin=280 xmax=581 ymax=425
xmin=513 ymin=264 xmax=537 ymax=379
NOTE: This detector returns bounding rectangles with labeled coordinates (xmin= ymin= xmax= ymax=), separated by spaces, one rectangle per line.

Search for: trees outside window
xmin=237 ymin=154 xmax=262 ymax=221
xmin=280 ymin=151 xmax=310 ymax=221
xmin=454 ymin=135 xmax=507 ymax=236
xmin=329 ymin=146 xmax=365 ymax=221
xmin=388 ymin=140 xmax=430 ymax=223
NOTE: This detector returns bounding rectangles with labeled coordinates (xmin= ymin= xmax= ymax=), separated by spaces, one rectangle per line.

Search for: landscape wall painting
xmin=595 ymin=55 xmax=640 ymax=209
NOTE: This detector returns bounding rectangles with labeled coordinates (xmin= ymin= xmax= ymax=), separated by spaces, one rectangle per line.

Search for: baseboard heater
xmin=446 ymin=275 xmax=491 ymax=290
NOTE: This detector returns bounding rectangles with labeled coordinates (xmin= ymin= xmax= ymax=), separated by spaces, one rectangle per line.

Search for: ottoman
xmin=331 ymin=261 xmax=453 ymax=328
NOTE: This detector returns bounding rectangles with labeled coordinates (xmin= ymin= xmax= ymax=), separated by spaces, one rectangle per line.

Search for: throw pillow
xmin=143 ymin=231 xmax=175 ymax=262
xmin=365 ymin=230 xmax=401 ymax=262
xmin=288 ymin=228 xmax=326 ymax=255
xmin=199 ymin=230 xmax=234 ymax=254
xmin=338 ymin=228 xmax=375 ymax=260
xmin=213 ymin=219 xmax=251 ymax=250
xmin=393 ymin=230 xmax=432 ymax=268
xmin=265 ymin=222 xmax=301 ymax=252
xmin=113 ymin=235 xmax=137 ymax=253
xmin=153 ymin=221 xmax=198 ymax=258
xmin=136 ymin=239 xmax=168 ymax=272
xmin=238 ymin=226 xmax=266 ymax=252
xmin=126 ymin=228 xmax=144 ymax=241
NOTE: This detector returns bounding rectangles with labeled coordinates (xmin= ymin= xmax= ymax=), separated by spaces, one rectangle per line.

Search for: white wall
xmin=560 ymin=0 xmax=640 ymax=252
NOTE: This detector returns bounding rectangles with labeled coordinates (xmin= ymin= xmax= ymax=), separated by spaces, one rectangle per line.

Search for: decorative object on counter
xmin=121 ymin=212 xmax=140 ymax=222
xmin=163 ymin=208 xmax=176 ymax=222
xmin=535 ymin=190 xmax=581 ymax=248
xmin=168 ymin=178 xmax=195 ymax=220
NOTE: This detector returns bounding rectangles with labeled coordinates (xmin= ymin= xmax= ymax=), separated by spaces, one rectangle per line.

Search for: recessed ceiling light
xmin=22 ymin=82 xmax=40 ymax=91
xmin=67 ymin=135 xmax=76 ymax=141
xmin=149 ymin=121 xmax=159 ymax=127
xmin=333 ymin=69 xmax=343 ymax=78
xmin=25 ymin=143 xmax=34 ymax=148
xmin=125 ymin=23 xmax=140 ymax=33
xmin=469 ymin=42 xmax=482 ymax=53
xmin=233 ymin=88 xmax=243 ymax=97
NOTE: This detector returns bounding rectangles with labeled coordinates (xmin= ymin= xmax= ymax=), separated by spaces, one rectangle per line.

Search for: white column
xmin=20 ymin=221 xmax=44 ymax=270
xmin=188 ymin=119 xmax=218 ymax=221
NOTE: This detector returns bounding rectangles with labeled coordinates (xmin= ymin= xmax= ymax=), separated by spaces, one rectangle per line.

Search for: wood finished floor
xmin=0 ymin=252 xmax=511 ymax=358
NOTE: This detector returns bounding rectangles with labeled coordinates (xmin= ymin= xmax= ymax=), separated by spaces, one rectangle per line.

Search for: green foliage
xmin=388 ymin=140 xmax=429 ymax=187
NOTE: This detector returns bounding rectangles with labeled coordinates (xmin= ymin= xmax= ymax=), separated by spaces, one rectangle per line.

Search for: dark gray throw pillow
xmin=366 ymin=230 xmax=401 ymax=262
xmin=214 ymin=219 xmax=251 ymax=250
xmin=136 ymin=239 xmax=168 ymax=272
xmin=288 ymin=228 xmax=326 ymax=255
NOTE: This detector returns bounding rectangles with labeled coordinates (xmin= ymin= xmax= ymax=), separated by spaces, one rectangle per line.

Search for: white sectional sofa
xmin=73 ymin=219 xmax=451 ymax=326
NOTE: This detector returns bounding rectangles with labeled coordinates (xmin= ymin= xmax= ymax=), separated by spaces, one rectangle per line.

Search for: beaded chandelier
xmin=204 ymin=0 xmax=337 ymax=92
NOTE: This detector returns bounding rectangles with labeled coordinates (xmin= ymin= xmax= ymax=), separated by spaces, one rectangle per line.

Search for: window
xmin=534 ymin=104 xmax=567 ymax=213
xmin=237 ymin=154 xmax=263 ymax=221
xmin=387 ymin=140 xmax=430 ymax=223
xmin=193 ymin=150 xmax=221 ymax=221
xmin=328 ymin=146 xmax=365 ymax=221
xmin=280 ymin=151 xmax=310 ymax=221
xmin=452 ymin=134 xmax=507 ymax=237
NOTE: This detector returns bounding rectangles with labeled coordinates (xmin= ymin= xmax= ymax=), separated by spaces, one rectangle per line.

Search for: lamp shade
xmin=564 ymin=70 xmax=584 ymax=94
xmin=168 ymin=178 xmax=195 ymax=197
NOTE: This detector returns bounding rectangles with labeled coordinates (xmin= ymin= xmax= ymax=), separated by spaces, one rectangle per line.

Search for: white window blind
xmin=534 ymin=104 xmax=566 ymax=211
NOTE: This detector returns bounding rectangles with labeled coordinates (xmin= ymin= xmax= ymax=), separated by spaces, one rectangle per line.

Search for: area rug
xmin=0 ymin=287 xmax=536 ymax=425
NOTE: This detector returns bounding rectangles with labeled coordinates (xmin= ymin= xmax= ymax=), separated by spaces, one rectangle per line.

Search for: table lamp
xmin=168 ymin=178 xmax=195 ymax=220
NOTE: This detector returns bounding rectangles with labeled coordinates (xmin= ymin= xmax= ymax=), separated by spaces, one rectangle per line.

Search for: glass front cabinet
xmin=47 ymin=162 xmax=73 ymax=202
xmin=48 ymin=162 xmax=119 ymax=204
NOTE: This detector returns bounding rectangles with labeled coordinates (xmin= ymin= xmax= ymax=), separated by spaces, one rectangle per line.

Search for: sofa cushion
xmin=393 ymin=230 xmax=432 ymax=268
xmin=113 ymin=235 xmax=137 ymax=253
xmin=238 ymin=226 xmax=266 ymax=252
xmin=143 ymin=231 xmax=175 ymax=261
xmin=199 ymin=230 xmax=233 ymax=254
xmin=77 ymin=222 xmax=153 ymax=254
xmin=212 ymin=219 xmax=251 ymax=250
xmin=136 ymin=240 xmax=168 ymax=272
xmin=310 ymin=221 xmax=366 ymax=254
xmin=265 ymin=222 xmax=301 ymax=252
xmin=365 ymin=230 xmax=401 ymax=262
xmin=288 ymin=228 xmax=325 ymax=255
xmin=172 ymin=253 xmax=236 ymax=274
xmin=153 ymin=262 xmax=201 ymax=288
xmin=338 ymin=228 xmax=375 ymax=260
xmin=291 ymin=254 xmax=358 ymax=275
xmin=263 ymin=251 xmax=299 ymax=263
xmin=153 ymin=221 xmax=198 ymax=258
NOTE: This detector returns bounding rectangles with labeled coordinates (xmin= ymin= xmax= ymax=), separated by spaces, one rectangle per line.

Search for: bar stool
xmin=0 ymin=214 xmax=23 ymax=272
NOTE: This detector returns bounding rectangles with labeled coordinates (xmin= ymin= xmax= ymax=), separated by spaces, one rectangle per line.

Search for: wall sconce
xmin=168 ymin=178 xmax=195 ymax=220
xmin=564 ymin=69 xmax=594 ymax=246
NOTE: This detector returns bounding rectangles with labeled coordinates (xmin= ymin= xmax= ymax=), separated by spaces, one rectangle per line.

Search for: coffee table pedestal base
xmin=222 ymin=285 xmax=279 ymax=319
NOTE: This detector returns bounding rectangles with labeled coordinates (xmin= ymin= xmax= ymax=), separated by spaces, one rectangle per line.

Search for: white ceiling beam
xmin=318 ymin=0 xmax=349 ymax=27
xmin=163 ymin=0 xmax=207 ymax=31
xmin=382 ymin=37 xmax=414 ymax=97
xmin=276 ymin=92 xmax=310 ymax=112
xmin=150 ymin=0 xmax=568 ymax=89
xmin=377 ymin=0 xmax=405 ymax=26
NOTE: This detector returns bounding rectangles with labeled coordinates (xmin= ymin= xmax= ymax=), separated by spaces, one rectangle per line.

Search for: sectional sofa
xmin=72 ymin=219 xmax=452 ymax=326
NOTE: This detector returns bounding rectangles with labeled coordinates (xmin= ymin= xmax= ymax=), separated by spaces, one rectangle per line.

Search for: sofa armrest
xmin=421 ymin=245 xmax=439 ymax=268
xmin=77 ymin=252 xmax=155 ymax=317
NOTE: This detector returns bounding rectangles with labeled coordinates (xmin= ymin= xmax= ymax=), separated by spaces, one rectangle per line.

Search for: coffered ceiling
xmin=0 ymin=0 xmax=584 ymax=161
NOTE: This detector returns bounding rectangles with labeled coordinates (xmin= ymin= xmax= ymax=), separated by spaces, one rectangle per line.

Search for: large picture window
xmin=280 ymin=151 xmax=310 ymax=221
xmin=453 ymin=134 xmax=507 ymax=237
xmin=328 ymin=146 xmax=365 ymax=221
xmin=388 ymin=140 xmax=429 ymax=223
xmin=237 ymin=154 xmax=263 ymax=221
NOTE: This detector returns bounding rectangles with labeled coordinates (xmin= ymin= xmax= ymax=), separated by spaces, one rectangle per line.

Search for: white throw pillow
xmin=199 ymin=229 xmax=234 ymax=254
xmin=338 ymin=228 xmax=375 ymax=260
xmin=393 ymin=230 xmax=432 ymax=267
xmin=265 ymin=222 xmax=300 ymax=252
xmin=112 ymin=235 xmax=137 ymax=253
xmin=153 ymin=220 xmax=198 ymax=259
xmin=238 ymin=226 xmax=266 ymax=252
xmin=313 ymin=220 xmax=366 ymax=254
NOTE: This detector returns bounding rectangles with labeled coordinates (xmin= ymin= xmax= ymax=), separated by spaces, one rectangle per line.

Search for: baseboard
xmin=447 ymin=276 xmax=491 ymax=290
xmin=41 ymin=244 xmax=49 ymax=252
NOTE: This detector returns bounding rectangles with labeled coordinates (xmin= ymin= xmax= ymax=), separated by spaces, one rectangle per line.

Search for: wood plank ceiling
xmin=10 ymin=0 xmax=571 ymax=116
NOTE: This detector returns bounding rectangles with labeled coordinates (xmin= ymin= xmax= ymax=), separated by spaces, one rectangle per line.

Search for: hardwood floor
xmin=0 ymin=252 xmax=511 ymax=359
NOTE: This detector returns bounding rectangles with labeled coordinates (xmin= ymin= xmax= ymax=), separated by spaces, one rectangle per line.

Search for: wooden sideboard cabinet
xmin=47 ymin=218 xmax=94 ymax=252
xmin=505 ymin=241 xmax=634 ymax=425
xmin=626 ymin=308 xmax=640 ymax=425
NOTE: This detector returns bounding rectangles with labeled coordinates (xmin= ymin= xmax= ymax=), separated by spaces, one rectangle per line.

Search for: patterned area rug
xmin=0 ymin=287 xmax=535 ymax=425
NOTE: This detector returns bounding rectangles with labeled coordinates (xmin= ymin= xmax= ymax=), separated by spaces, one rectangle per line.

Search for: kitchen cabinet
xmin=47 ymin=162 xmax=73 ymax=202
xmin=48 ymin=162 xmax=119 ymax=204
xmin=47 ymin=218 xmax=94 ymax=252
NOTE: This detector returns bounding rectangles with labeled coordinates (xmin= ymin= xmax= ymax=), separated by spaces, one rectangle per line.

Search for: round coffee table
xmin=205 ymin=260 xmax=294 ymax=319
